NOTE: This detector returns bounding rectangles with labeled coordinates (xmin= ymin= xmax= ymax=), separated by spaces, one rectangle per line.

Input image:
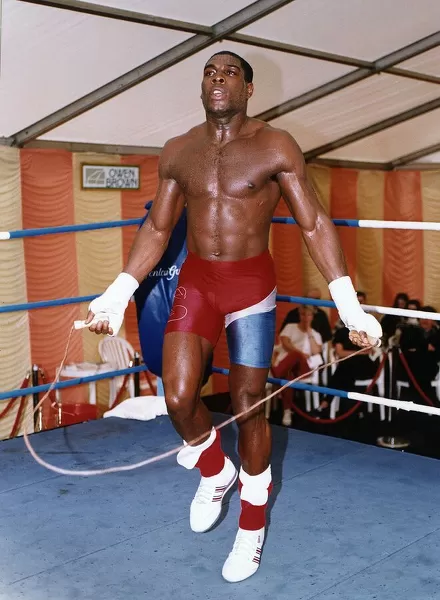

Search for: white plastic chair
xmin=98 ymin=337 xmax=136 ymax=406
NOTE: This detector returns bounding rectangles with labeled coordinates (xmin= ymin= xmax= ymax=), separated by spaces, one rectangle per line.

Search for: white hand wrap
xmin=87 ymin=272 xmax=139 ymax=337
xmin=328 ymin=276 xmax=382 ymax=344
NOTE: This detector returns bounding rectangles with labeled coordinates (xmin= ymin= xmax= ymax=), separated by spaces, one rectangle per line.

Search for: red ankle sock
xmin=195 ymin=430 xmax=226 ymax=477
xmin=238 ymin=481 xmax=273 ymax=530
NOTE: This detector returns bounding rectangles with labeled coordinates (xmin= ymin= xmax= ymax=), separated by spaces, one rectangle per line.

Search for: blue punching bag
xmin=134 ymin=202 xmax=212 ymax=383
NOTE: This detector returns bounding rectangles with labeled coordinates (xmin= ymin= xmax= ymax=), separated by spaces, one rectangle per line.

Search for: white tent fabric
xmin=1 ymin=0 xmax=440 ymax=168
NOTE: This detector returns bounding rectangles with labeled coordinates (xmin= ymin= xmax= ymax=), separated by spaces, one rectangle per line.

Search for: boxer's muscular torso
xmin=165 ymin=118 xmax=288 ymax=261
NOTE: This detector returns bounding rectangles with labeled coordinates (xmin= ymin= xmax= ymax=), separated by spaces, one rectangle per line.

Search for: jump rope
xmin=22 ymin=324 xmax=374 ymax=477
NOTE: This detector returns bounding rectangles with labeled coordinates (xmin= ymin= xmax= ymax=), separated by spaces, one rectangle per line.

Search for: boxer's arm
xmin=274 ymin=131 xmax=381 ymax=346
xmin=85 ymin=139 xmax=184 ymax=335
xmin=124 ymin=140 xmax=184 ymax=283
xmin=274 ymin=132 xmax=347 ymax=284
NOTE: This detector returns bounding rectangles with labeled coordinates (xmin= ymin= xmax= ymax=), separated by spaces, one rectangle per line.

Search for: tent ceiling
xmin=399 ymin=47 xmax=440 ymax=78
xmin=2 ymin=0 xmax=440 ymax=168
xmin=242 ymin=0 xmax=440 ymax=61
xmin=416 ymin=151 xmax=440 ymax=164
xmin=322 ymin=107 xmax=440 ymax=163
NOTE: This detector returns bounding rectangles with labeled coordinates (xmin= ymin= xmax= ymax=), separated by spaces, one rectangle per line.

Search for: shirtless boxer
xmin=84 ymin=51 xmax=382 ymax=583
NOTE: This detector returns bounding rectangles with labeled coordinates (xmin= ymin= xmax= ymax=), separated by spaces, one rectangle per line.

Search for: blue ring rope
xmin=0 ymin=295 xmax=100 ymax=313
xmin=0 ymin=366 xmax=147 ymax=401
xmin=2 ymin=216 xmax=360 ymax=239
xmin=0 ymin=365 xmax=343 ymax=403
xmin=212 ymin=367 xmax=348 ymax=399
xmin=0 ymin=294 xmax=331 ymax=314
xmin=5 ymin=219 xmax=143 ymax=239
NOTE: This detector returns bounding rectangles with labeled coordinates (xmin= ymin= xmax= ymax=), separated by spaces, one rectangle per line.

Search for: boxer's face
xmin=201 ymin=54 xmax=253 ymax=116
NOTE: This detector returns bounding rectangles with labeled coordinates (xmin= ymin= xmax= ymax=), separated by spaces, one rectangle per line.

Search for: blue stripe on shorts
xmin=226 ymin=308 xmax=276 ymax=369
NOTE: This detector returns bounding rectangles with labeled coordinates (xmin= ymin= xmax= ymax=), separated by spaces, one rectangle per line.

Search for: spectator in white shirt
xmin=271 ymin=306 xmax=323 ymax=426
xmin=275 ymin=305 xmax=323 ymax=368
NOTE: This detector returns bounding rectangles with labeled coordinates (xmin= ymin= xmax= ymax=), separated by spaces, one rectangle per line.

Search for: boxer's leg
xmin=163 ymin=286 xmax=237 ymax=534
xmin=222 ymin=299 xmax=276 ymax=583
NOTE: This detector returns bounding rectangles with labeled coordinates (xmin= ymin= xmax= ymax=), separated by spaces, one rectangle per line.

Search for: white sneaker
xmin=190 ymin=457 xmax=237 ymax=533
xmin=222 ymin=527 xmax=265 ymax=583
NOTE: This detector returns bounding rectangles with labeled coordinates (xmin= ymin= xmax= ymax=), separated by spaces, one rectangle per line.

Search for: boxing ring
xmin=1 ymin=216 xmax=440 ymax=599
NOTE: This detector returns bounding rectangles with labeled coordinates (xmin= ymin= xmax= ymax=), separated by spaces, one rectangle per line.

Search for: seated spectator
xmin=272 ymin=305 xmax=323 ymax=426
xmin=316 ymin=327 xmax=380 ymax=415
xmin=420 ymin=306 xmax=440 ymax=361
xmin=397 ymin=317 xmax=439 ymax=402
xmin=356 ymin=290 xmax=367 ymax=305
xmin=381 ymin=292 xmax=409 ymax=343
xmin=280 ymin=287 xmax=332 ymax=343
xmin=406 ymin=299 xmax=422 ymax=326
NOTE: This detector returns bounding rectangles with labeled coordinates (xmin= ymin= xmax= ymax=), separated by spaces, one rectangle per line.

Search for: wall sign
xmin=81 ymin=164 xmax=140 ymax=190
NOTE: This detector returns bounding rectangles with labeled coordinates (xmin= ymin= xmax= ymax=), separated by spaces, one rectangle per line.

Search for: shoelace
xmin=194 ymin=480 xmax=217 ymax=504
xmin=230 ymin=532 xmax=259 ymax=559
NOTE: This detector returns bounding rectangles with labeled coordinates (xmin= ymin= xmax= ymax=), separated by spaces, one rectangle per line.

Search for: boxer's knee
xmin=163 ymin=374 xmax=199 ymax=422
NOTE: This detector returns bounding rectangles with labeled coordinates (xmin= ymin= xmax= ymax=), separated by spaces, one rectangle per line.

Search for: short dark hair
xmin=207 ymin=51 xmax=253 ymax=83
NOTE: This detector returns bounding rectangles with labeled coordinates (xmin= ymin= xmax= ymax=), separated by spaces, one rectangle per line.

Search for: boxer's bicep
xmin=275 ymin=132 xmax=347 ymax=282
xmin=275 ymin=133 xmax=328 ymax=234
xmin=147 ymin=142 xmax=184 ymax=236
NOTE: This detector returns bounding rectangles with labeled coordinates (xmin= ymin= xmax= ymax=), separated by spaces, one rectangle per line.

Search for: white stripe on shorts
xmin=224 ymin=287 xmax=277 ymax=329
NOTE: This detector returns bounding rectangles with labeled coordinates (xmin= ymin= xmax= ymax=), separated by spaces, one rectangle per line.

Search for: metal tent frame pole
xmin=10 ymin=0 xmax=295 ymax=146
xmin=390 ymin=141 xmax=440 ymax=168
xmin=304 ymin=97 xmax=440 ymax=161
xmin=256 ymin=32 xmax=440 ymax=122
xmin=19 ymin=0 xmax=440 ymax=85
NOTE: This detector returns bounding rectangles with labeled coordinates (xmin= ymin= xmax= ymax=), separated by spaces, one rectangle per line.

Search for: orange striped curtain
xmin=120 ymin=155 xmax=160 ymax=353
xmin=383 ymin=171 xmax=424 ymax=306
xmin=21 ymin=150 xmax=84 ymax=386
xmin=2 ymin=148 xmax=440 ymax=410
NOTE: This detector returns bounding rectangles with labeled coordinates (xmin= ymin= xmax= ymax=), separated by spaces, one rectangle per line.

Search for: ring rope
xmin=288 ymin=351 xmax=388 ymax=425
xmin=3 ymin=217 xmax=440 ymax=240
xmin=22 ymin=328 xmax=371 ymax=477
xmin=2 ymin=293 xmax=440 ymax=323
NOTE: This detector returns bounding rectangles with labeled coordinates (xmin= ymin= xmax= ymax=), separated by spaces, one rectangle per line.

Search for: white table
xmin=57 ymin=362 xmax=115 ymax=405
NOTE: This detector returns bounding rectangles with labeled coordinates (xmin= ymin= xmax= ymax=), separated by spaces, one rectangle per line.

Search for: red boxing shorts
xmin=165 ymin=250 xmax=277 ymax=368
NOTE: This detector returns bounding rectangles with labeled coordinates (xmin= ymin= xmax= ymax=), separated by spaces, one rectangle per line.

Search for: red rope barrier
xmin=0 ymin=375 xmax=29 ymax=420
xmin=143 ymin=370 xmax=157 ymax=396
xmin=289 ymin=352 xmax=388 ymax=425
xmin=0 ymin=375 xmax=30 ymax=439
xmin=10 ymin=395 xmax=27 ymax=439
xmin=397 ymin=350 xmax=436 ymax=407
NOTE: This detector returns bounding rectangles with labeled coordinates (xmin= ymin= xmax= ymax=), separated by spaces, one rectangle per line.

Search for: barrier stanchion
xmin=31 ymin=365 xmax=41 ymax=432
xmin=398 ymin=350 xmax=436 ymax=407
xmin=134 ymin=353 xmax=141 ymax=397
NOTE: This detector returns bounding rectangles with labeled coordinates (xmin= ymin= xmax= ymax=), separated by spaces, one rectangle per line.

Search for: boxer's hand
xmin=82 ymin=273 xmax=139 ymax=337
xmin=329 ymin=276 xmax=383 ymax=348
xmin=84 ymin=310 xmax=114 ymax=336
xmin=347 ymin=313 xmax=382 ymax=348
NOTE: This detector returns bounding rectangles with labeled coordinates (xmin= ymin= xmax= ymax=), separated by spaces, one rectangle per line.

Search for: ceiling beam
xmin=231 ymin=34 xmax=440 ymax=85
xmin=256 ymin=31 xmax=440 ymax=122
xmin=387 ymin=67 xmax=440 ymax=85
xmin=10 ymin=0 xmax=295 ymax=146
xmin=22 ymin=139 xmax=163 ymax=155
xmin=390 ymin=141 xmax=440 ymax=168
xmin=19 ymin=1 xmax=440 ymax=83
xmin=308 ymin=158 xmax=392 ymax=171
xmin=304 ymin=97 xmax=440 ymax=160
xmin=18 ymin=0 xmax=211 ymax=34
